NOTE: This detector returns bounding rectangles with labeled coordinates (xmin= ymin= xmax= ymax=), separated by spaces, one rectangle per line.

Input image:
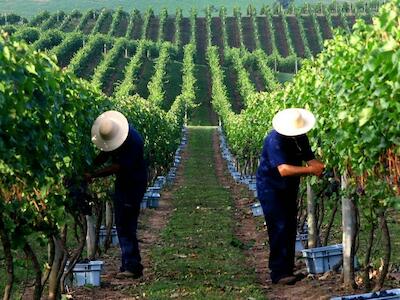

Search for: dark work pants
xmin=259 ymin=187 xmax=298 ymax=283
xmin=114 ymin=184 xmax=146 ymax=273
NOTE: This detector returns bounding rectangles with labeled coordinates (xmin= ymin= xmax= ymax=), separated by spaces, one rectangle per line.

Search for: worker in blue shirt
xmin=86 ymin=110 xmax=148 ymax=279
xmin=256 ymin=108 xmax=324 ymax=285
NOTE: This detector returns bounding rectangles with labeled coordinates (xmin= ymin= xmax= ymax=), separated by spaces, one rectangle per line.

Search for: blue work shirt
xmin=111 ymin=126 xmax=148 ymax=190
xmin=256 ymin=130 xmax=315 ymax=199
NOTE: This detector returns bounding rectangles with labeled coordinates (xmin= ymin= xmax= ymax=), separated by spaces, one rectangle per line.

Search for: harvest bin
xmin=295 ymin=233 xmax=308 ymax=252
xmin=301 ymin=244 xmax=343 ymax=274
xmin=99 ymin=226 xmax=119 ymax=246
xmin=250 ymin=202 xmax=263 ymax=217
xmin=330 ymin=289 xmax=400 ymax=300
xmin=69 ymin=260 xmax=104 ymax=287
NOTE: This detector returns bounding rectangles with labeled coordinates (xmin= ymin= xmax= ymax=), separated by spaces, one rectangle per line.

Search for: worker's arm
xmin=277 ymin=159 xmax=324 ymax=177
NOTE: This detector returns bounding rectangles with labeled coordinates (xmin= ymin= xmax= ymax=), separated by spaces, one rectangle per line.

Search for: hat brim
xmin=272 ymin=108 xmax=316 ymax=137
xmin=91 ymin=111 xmax=129 ymax=151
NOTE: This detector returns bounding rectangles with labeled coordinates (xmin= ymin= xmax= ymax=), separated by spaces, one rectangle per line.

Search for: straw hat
xmin=272 ymin=108 xmax=316 ymax=137
xmin=91 ymin=111 xmax=129 ymax=151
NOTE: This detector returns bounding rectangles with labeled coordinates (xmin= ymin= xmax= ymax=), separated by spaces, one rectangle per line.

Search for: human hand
xmin=307 ymin=160 xmax=325 ymax=177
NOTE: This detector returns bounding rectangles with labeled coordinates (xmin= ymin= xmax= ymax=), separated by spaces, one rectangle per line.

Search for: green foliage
xmin=109 ymin=7 xmax=126 ymax=37
xmin=68 ymin=33 xmax=112 ymax=78
xmin=92 ymin=38 xmax=136 ymax=92
xmin=174 ymin=8 xmax=183 ymax=48
xmin=142 ymin=8 xmax=154 ymax=40
xmin=0 ymin=25 xmax=18 ymax=35
xmin=158 ymin=8 xmax=168 ymax=42
xmin=13 ymin=26 xmax=40 ymax=44
xmin=91 ymin=9 xmax=112 ymax=35
xmin=50 ymin=31 xmax=84 ymax=67
xmin=0 ymin=32 xmax=107 ymax=248
xmin=33 ymin=29 xmax=64 ymax=51
xmin=147 ymin=43 xmax=171 ymax=105
xmin=29 ymin=10 xmax=50 ymax=27
xmin=41 ymin=11 xmax=66 ymax=30
xmin=125 ymin=9 xmax=141 ymax=40
xmin=114 ymin=39 xmax=148 ymax=97
xmin=76 ymin=9 xmax=94 ymax=32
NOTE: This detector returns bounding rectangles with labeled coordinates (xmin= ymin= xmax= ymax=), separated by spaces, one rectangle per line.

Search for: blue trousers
xmin=259 ymin=187 xmax=298 ymax=283
xmin=114 ymin=185 xmax=146 ymax=273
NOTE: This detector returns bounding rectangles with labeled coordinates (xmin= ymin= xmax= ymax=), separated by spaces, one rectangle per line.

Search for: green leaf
xmin=3 ymin=46 xmax=10 ymax=60
xmin=26 ymin=63 xmax=38 ymax=75
xmin=381 ymin=38 xmax=397 ymax=52
xmin=359 ymin=107 xmax=373 ymax=127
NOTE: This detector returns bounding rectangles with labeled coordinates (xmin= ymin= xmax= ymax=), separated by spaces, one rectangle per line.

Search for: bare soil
xmin=286 ymin=16 xmax=306 ymax=58
xmin=195 ymin=17 xmax=207 ymax=65
xmin=226 ymin=17 xmax=241 ymax=48
xmin=257 ymin=16 xmax=273 ymax=55
xmin=163 ymin=17 xmax=175 ymax=43
xmin=147 ymin=17 xmax=159 ymax=42
xmin=317 ymin=15 xmax=333 ymax=40
xmin=301 ymin=15 xmax=321 ymax=56
xmin=180 ymin=18 xmax=191 ymax=46
xmin=242 ymin=16 xmax=256 ymax=52
xmin=211 ymin=17 xmax=225 ymax=65
xmin=272 ymin=15 xmax=290 ymax=57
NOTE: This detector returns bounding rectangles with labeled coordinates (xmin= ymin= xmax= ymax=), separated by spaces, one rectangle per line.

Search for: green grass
xmin=1 ymin=0 xmax=351 ymax=19
xmin=128 ymin=127 xmax=265 ymax=299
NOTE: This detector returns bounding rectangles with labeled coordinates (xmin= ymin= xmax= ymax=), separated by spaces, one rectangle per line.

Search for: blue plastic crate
xmin=250 ymin=202 xmax=263 ymax=217
xmin=70 ymin=260 xmax=104 ymax=287
xmin=330 ymin=289 xmax=400 ymax=300
xmin=147 ymin=192 xmax=160 ymax=208
xmin=295 ymin=233 xmax=308 ymax=252
xmin=302 ymin=244 xmax=343 ymax=274
xmin=99 ymin=226 xmax=118 ymax=246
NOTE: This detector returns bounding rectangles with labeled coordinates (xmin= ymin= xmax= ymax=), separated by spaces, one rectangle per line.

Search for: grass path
xmin=132 ymin=126 xmax=264 ymax=299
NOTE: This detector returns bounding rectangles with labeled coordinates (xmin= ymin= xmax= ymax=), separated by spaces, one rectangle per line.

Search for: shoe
xmin=272 ymin=275 xmax=298 ymax=285
xmin=115 ymin=269 xmax=143 ymax=279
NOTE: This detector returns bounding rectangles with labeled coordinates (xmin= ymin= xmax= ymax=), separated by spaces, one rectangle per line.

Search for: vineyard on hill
xmin=1 ymin=0 xmax=400 ymax=299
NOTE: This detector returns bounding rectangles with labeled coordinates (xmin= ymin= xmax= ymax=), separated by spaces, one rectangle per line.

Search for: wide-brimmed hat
xmin=91 ymin=111 xmax=129 ymax=151
xmin=272 ymin=108 xmax=316 ymax=136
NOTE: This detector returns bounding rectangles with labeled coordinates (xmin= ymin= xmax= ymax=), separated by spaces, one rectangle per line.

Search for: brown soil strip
xmin=272 ymin=15 xmax=290 ymax=57
xmin=226 ymin=17 xmax=240 ymax=48
xmin=147 ymin=16 xmax=159 ymax=42
xmin=195 ymin=17 xmax=207 ymax=65
xmin=82 ymin=18 xmax=96 ymax=35
xmin=180 ymin=17 xmax=191 ymax=46
xmin=211 ymin=17 xmax=224 ymax=64
xmin=130 ymin=15 xmax=143 ymax=40
xmin=330 ymin=15 xmax=344 ymax=29
xmin=163 ymin=17 xmax=175 ymax=42
xmin=257 ymin=16 xmax=273 ymax=55
xmin=242 ymin=16 xmax=256 ymax=52
xmin=317 ymin=15 xmax=333 ymax=40
xmin=286 ymin=15 xmax=306 ymax=58
xmin=301 ymin=15 xmax=321 ymax=56
xmin=103 ymin=54 xmax=130 ymax=96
